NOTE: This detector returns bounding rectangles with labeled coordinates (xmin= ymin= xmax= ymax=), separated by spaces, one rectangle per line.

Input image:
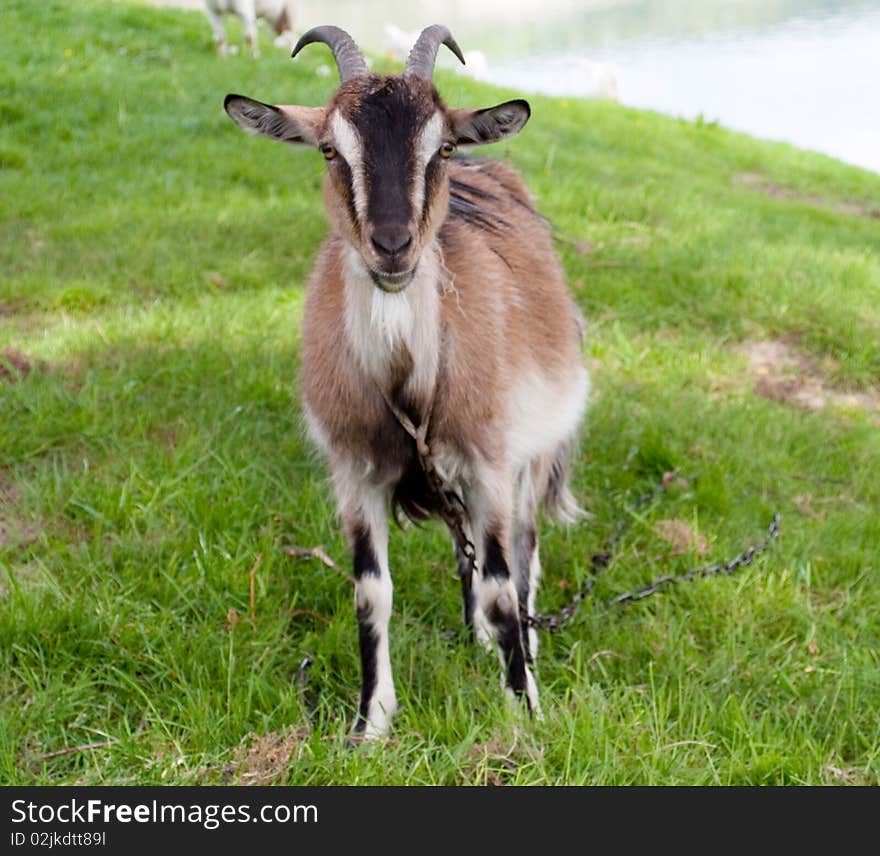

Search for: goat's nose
xmin=371 ymin=225 xmax=413 ymax=258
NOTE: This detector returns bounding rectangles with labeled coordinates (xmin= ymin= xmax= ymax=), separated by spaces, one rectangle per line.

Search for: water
xmin=293 ymin=0 xmax=880 ymax=173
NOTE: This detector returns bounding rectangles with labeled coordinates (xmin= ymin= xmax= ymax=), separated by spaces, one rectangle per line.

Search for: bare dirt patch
xmin=462 ymin=727 xmax=544 ymax=785
xmin=653 ymin=519 xmax=709 ymax=556
xmin=0 ymin=522 xmax=39 ymax=552
xmin=739 ymin=339 xmax=880 ymax=413
xmin=0 ymin=478 xmax=39 ymax=549
xmin=226 ymin=728 xmax=310 ymax=785
xmin=0 ymin=479 xmax=21 ymax=508
xmin=0 ymin=348 xmax=32 ymax=383
xmin=0 ymin=477 xmax=41 ymax=553
xmin=735 ymin=172 xmax=880 ymax=219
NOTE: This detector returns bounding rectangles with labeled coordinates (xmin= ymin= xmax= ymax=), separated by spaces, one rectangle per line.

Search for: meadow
xmin=1 ymin=0 xmax=879 ymax=785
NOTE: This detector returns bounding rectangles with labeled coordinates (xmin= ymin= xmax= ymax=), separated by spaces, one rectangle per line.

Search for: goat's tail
xmin=540 ymin=437 xmax=587 ymax=524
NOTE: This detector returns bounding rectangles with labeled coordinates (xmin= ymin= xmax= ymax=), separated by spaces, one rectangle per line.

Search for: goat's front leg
xmin=242 ymin=12 xmax=260 ymax=58
xmin=203 ymin=6 xmax=228 ymax=55
xmin=468 ymin=469 xmax=540 ymax=715
xmin=335 ymin=470 xmax=397 ymax=739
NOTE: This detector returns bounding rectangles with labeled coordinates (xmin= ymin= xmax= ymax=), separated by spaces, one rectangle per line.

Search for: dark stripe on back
xmin=448 ymin=159 xmax=550 ymax=233
xmin=448 ymin=176 xmax=509 ymax=233
xmin=449 ymin=177 xmax=501 ymax=204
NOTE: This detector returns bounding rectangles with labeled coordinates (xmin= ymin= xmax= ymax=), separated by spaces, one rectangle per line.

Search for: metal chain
xmin=377 ymin=383 xmax=782 ymax=634
xmin=607 ymin=512 xmax=780 ymax=607
xmin=526 ymin=511 xmax=781 ymax=630
xmin=524 ymin=476 xmax=665 ymax=630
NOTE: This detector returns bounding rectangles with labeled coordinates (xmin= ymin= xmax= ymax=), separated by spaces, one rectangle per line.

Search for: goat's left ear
xmin=450 ymin=99 xmax=531 ymax=146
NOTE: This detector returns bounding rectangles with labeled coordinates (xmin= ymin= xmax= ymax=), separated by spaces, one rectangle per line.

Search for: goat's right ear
xmin=450 ymin=100 xmax=531 ymax=146
xmin=224 ymin=94 xmax=324 ymax=146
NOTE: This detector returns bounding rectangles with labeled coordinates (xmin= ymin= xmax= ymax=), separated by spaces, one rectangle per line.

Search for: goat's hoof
xmin=347 ymin=721 xmax=388 ymax=748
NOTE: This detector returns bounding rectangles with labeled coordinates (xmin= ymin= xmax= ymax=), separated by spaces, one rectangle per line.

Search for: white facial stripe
xmin=330 ymin=112 xmax=368 ymax=222
xmin=412 ymin=112 xmax=444 ymax=217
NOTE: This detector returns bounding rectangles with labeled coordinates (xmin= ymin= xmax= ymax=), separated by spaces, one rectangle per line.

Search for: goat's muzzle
xmin=371 ymin=224 xmax=413 ymax=261
xmin=365 ymin=223 xmax=418 ymax=291
xmin=368 ymin=266 xmax=417 ymax=293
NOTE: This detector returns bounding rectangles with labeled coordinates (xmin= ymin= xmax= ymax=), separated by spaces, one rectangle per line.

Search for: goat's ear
xmin=450 ymin=99 xmax=531 ymax=146
xmin=224 ymin=94 xmax=324 ymax=146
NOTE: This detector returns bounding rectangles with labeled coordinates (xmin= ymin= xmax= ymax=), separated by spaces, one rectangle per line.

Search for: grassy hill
xmin=1 ymin=0 xmax=878 ymax=785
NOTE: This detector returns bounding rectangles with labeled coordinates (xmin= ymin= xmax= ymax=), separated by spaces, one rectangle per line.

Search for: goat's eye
xmin=439 ymin=141 xmax=455 ymax=159
xmin=320 ymin=144 xmax=337 ymax=161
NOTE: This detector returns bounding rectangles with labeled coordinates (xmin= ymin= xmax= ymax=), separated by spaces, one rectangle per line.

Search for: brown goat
xmin=225 ymin=25 xmax=589 ymax=738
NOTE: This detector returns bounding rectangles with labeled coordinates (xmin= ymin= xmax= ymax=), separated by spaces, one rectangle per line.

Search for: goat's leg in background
xmin=454 ymin=520 xmax=492 ymax=646
xmin=333 ymin=465 xmax=398 ymax=738
xmin=203 ymin=3 xmax=228 ymax=55
xmin=511 ymin=463 xmax=544 ymax=665
xmin=241 ymin=9 xmax=259 ymax=58
xmin=455 ymin=540 xmax=475 ymax=633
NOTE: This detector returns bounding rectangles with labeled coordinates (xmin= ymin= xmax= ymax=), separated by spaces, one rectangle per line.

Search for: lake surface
xmin=293 ymin=0 xmax=880 ymax=174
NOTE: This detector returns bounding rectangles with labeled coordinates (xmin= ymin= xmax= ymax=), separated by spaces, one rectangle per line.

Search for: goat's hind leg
xmin=476 ymin=533 xmax=539 ymax=714
xmin=512 ymin=462 xmax=544 ymax=664
xmin=453 ymin=522 xmax=491 ymax=647
xmin=513 ymin=518 xmax=541 ymax=665
xmin=467 ymin=471 xmax=539 ymax=714
xmin=455 ymin=540 xmax=476 ymax=635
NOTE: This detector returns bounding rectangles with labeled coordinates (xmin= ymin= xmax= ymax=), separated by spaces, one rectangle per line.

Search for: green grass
xmin=2 ymin=0 xmax=879 ymax=785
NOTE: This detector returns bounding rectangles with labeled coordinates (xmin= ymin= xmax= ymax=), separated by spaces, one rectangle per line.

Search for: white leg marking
xmin=355 ymin=573 xmax=398 ymax=739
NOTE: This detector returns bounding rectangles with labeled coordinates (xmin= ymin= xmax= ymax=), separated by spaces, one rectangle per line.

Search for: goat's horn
xmin=292 ymin=25 xmax=369 ymax=82
xmin=404 ymin=24 xmax=465 ymax=81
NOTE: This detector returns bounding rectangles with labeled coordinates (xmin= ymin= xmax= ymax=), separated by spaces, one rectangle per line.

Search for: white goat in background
xmin=203 ymin=0 xmax=294 ymax=57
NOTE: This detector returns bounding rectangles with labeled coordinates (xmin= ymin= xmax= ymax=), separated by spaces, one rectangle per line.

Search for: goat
xmin=224 ymin=25 xmax=589 ymax=738
xmin=203 ymin=0 xmax=294 ymax=58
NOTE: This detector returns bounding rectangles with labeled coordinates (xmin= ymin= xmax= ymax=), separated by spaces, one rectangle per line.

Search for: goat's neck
xmin=342 ymin=242 xmax=443 ymax=413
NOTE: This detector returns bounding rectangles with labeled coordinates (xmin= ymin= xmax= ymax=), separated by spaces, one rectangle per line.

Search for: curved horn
xmin=292 ymin=25 xmax=369 ymax=82
xmin=404 ymin=24 xmax=465 ymax=81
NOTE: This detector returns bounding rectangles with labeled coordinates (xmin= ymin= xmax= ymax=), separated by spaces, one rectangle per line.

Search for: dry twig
xmin=248 ymin=552 xmax=263 ymax=624
xmin=31 ymin=739 xmax=119 ymax=761
xmin=283 ymin=544 xmax=337 ymax=569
